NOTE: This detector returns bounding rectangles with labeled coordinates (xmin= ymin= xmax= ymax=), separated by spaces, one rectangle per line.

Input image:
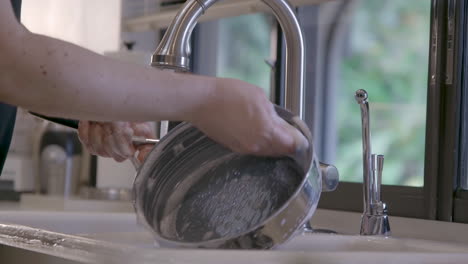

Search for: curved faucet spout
xmin=152 ymin=0 xmax=305 ymax=118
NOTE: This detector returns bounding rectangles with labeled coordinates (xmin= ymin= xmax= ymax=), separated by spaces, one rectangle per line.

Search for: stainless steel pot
xmin=133 ymin=106 xmax=323 ymax=249
xmin=31 ymin=108 xmax=338 ymax=249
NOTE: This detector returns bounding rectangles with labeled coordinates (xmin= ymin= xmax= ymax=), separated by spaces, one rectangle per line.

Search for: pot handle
xmin=128 ymin=137 xmax=159 ymax=169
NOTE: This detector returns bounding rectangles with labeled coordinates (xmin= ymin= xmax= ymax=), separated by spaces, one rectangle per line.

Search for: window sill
xmin=318 ymin=182 xmax=426 ymax=219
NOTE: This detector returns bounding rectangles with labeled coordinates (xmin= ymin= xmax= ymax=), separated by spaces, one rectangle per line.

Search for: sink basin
xmin=1 ymin=210 xmax=468 ymax=264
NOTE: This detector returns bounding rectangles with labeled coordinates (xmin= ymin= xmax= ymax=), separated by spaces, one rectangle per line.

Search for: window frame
xmin=190 ymin=0 xmax=468 ymax=222
xmin=299 ymin=0 xmax=459 ymax=221
xmin=452 ymin=0 xmax=468 ymax=223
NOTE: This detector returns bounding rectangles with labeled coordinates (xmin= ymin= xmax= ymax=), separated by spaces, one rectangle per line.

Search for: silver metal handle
xmin=131 ymin=137 xmax=159 ymax=146
xmin=130 ymin=137 xmax=159 ymax=169
xmin=355 ymin=89 xmax=373 ymax=214
xmin=151 ymin=0 xmax=305 ymax=118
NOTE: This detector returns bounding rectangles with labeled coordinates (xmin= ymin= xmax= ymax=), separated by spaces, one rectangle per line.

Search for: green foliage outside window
xmin=337 ymin=0 xmax=431 ymax=186
xmin=210 ymin=1 xmax=430 ymax=187
xmin=216 ymin=14 xmax=273 ymax=96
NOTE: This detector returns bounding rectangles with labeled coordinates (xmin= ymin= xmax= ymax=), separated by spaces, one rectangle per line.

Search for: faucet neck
xmin=152 ymin=0 xmax=305 ymax=118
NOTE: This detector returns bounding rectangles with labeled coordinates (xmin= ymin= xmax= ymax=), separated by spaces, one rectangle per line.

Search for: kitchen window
xmin=299 ymin=0 xmax=432 ymax=218
xmin=192 ymin=14 xmax=277 ymax=99
xmin=331 ymin=0 xmax=430 ymax=187
xmin=451 ymin=0 xmax=468 ymax=223
xmin=192 ymin=0 xmax=468 ymax=222
xmin=309 ymin=0 xmax=468 ymax=222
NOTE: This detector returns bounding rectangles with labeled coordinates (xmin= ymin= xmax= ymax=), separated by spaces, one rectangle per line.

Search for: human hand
xmin=191 ymin=78 xmax=308 ymax=156
xmin=78 ymin=121 xmax=155 ymax=162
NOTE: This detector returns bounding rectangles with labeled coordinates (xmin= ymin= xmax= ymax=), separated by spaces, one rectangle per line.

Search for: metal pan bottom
xmin=134 ymin=107 xmax=321 ymax=249
xmin=155 ymin=153 xmax=303 ymax=243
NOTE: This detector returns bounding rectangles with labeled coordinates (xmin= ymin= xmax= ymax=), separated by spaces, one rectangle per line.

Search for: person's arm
xmin=0 ymin=0 xmax=307 ymax=156
xmin=0 ymin=1 xmax=214 ymax=122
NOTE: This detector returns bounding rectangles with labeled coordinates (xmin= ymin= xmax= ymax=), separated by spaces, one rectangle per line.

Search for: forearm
xmin=0 ymin=31 xmax=217 ymax=122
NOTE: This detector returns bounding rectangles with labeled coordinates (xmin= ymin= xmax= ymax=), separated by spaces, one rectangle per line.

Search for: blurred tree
xmin=337 ymin=0 xmax=430 ymax=186
xmin=216 ymin=14 xmax=273 ymax=95
xmin=208 ymin=1 xmax=430 ymax=186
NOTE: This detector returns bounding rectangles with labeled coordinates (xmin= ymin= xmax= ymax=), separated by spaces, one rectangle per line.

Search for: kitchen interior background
xmin=0 ymin=0 xmax=432 ymax=201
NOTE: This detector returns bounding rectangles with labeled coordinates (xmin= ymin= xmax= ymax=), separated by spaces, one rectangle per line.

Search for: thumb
xmin=136 ymin=145 xmax=153 ymax=163
xmin=273 ymin=117 xmax=309 ymax=155
xmin=283 ymin=122 xmax=309 ymax=153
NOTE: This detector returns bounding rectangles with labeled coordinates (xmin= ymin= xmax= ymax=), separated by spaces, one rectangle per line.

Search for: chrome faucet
xmin=355 ymin=89 xmax=391 ymax=236
xmin=150 ymin=0 xmax=340 ymax=230
xmin=150 ymin=0 xmax=340 ymax=190
xmin=151 ymin=0 xmax=305 ymax=118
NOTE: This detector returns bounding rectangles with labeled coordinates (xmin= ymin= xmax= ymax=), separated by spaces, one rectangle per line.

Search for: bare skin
xmin=78 ymin=121 xmax=156 ymax=162
xmin=0 ymin=0 xmax=308 ymax=158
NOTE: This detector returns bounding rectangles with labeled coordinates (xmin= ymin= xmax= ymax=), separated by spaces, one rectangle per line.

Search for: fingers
xmin=88 ymin=123 xmax=109 ymax=157
xmin=274 ymin=117 xmax=309 ymax=154
xmin=111 ymin=122 xmax=136 ymax=161
xmin=78 ymin=121 xmax=91 ymax=152
xmin=78 ymin=121 xmax=108 ymax=156
xmin=78 ymin=121 xmax=158 ymax=163
xmin=233 ymin=117 xmax=308 ymax=157
xmin=79 ymin=121 xmax=142 ymax=162
xmin=80 ymin=116 xmax=305 ymax=161
xmin=136 ymin=145 xmax=153 ymax=163
xmin=102 ymin=124 xmax=127 ymax=162
xmin=132 ymin=122 xmax=156 ymax=163
xmin=132 ymin=122 xmax=156 ymax=139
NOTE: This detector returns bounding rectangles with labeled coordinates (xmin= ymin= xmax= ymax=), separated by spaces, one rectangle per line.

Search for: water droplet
xmin=281 ymin=219 xmax=287 ymax=226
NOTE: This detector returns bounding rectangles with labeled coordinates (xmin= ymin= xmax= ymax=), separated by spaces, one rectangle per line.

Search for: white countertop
xmin=0 ymin=194 xmax=133 ymax=213
xmin=1 ymin=209 xmax=468 ymax=264
xmin=0 ymin=201 xmax=20 ymax=211
xmin=2 ymin=196 xmax=468 ymax=264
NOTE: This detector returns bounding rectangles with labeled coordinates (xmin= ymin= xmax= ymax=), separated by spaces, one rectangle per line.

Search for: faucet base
xmin=360 ymin=203 xmax=391 ymax=236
